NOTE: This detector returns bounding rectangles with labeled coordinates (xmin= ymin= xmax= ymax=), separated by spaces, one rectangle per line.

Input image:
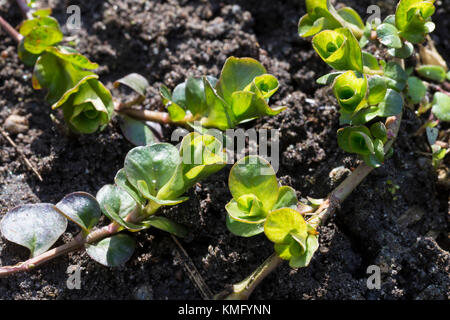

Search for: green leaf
xmin=56 ymin=192 xmax=101 ymax=232
xmin=33 ymin=52 xmax=113 ymax=134
xmin=19 ymin=16 xmax=63 ymax=54
xmin=61 ymin=79 xmax=114 ymax=134
xmin=289 ymin=234 xmax=319 ymax=268
xmin=228 ymin=155 xmax=278 ymax=213
xmin=337 ymin=125 xmax=374 ymax=155
xmin=119 ymin=115 xmax=155 ymax=147
xmin=383 ymin=62 xmax=408 ymax=91
xmin=273 ymin=186 xmax=298 ymax=210
xmin=395 ymin=0 xmax=436 ymax=44
xmin=85 ymin=234 xmax=135 ymax=267
xmin=226 ymin=215 xmax=264 ymax=237
xmin=431 ymin=92 xmax=450 ymax=122
xmin=387 ymin=41 xmax=414 ymax=58
xmin=376 ymin=23 xmax=402 ymax=48
xmin=143 ymin=216 xmax=187 ymax=238
xmin=114 ymin=169 xmax=146 ymax=206
xmin=160 ymin=84 xmax=186 ymax=121
xmin=316 ymin=72 xmax=343 ymax=85
xmin=337 ymin=7 xmax=364 ymax=30
xmin=368 ymin=76 xmax=387 ymax=105
xmin=298 ymin=0 xmax=341 ymax=37
xmin=201 ymin=77 xmax=234 ymax=130
xmin=362 ymin=52 xmax=380 ymax=71
xmin=312 ymin=27 xmax=363 ymax=72
xmin=0 ymin=204 xmax=67 ymax=257
xmin=124 ymin=143 xmax=180 ymax=198
xmin=157 ymin=133 xmax=227 ymax=201
xmin=378 ymin=89 xmax=403 ymax=117
xmin=264 ymin=208 xmax=308 ymax=246
xmin=416 ymin=65 xmax=447 ymax=83
xmin=362 ymin=139 xmax=385 ymax=168
xmin=333 ymin=71 xmax=367 ymax=113
xmin=185 ymin=76 xmax=209 ymax=116
xmin=96 ymin=184 xmax=137 ymax=221
xmin=406 ymin=76 xmax=427 ymax=104
xmin=114 ymin=73 xmax=149 ymax=97
xmin=426 ymin=127 xmax=438 ymax=145
xmin=225 ymin=196 xmax=266 ymax=225
xmin=370 ymin=122 xmax=388 ymax=143
xmin=44 ymin=46 xmax=99 ymax=70
xmin=347 ymin=106 xmax=380 ymax=125
xmin=17 ymin=38 xmax=39 ymax=67
xmin=216 ymin=57 xmax=266 ymax=106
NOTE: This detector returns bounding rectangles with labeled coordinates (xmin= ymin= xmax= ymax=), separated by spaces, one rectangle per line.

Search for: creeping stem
xmin=0 ymin=16 xmax=23 ymax=43
xmin=218 ymin=82 xmax=404 ymax=300
xmin=115 ymin=102 xmax=195 ymax=127
xmin=0 ymin=201 xmax=160 ymax=278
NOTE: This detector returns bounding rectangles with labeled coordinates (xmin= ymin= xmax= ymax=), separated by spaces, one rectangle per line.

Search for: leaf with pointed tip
xmin=289 ymin=234 xmax=319 ymax=268
xmin=316 ymin=72 xmax=343 ymax=85
xmin=431 ymin=92 xmax=450 ymax=122
xmin=387 ymin=41 xmax=414 ymax=58
xmin=383 ymin=62 xmax=408 ymax=92
xmin=0 ymin=204 xmax=67 ymax=257
xmin=56 ymin=192 xmax=101 ymax=232
xmin=377 ymin=89 xmax=403 ymax=117
xmin=216 ymin=57 xmax=266 ymax=106
xmin=119 ymin=115 xmax=155 ymax=147
xmin=114 ymin=73 xmax=149 ymax=97
xmin=96 ymin=184 xmax=137 ymax=222
xmin=143 ymin=216 xmax=188 ymax=238
xmin=337 ymin=125 xmax=374 ymax=155
xmin=124 ymin=143 xmax=180 ymax=198
xmin=264 ymin=208 xmax=308 ymax=246
xmin=333 ymin=71 xmax=367 ymax=113
xmin=406 ymin=76 xmax=427 ymax=104
xmin=226 ymin=215 xmax=264 ymax=237
xmin=376 ymin=23 xmax=402 ymax=48
xmin=157 ymin=133 xmax=227 ymax=201
xmin=312 ymin=27 xmax=363 ymax=72
xmin=272 ymin=186 xmax=298 ymax=210
xmin=45 ymin=46 xmax=98 ymax=70
xmin=114 ymin=169 xmax=146 ymax=206
xmin=362 ymin=52 xmax=380 ymax=71
xmin=86 ymin=234 xmax=135 ymax=267
xmin=416 ymin=65 xmax=447 ymax=83
xmin=228 ymin=155 xmax=278 ymax=213
xmin=368 ymin=76 xmax=387 ymax=106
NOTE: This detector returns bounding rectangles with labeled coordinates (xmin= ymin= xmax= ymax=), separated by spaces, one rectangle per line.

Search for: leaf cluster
xmin=0 ymin=133 xmax=226 ymax=267
xmin=17 ymin=10 xmax=113 ymax=134
xmin=225 ymin=156 xmax=319 ymax=268
xmin=160 ymin=57 xmax=285 ymax=130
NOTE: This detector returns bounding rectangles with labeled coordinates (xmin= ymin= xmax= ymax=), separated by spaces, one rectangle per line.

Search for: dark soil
xmin=0 ymin=0 xmax=449 ymax=300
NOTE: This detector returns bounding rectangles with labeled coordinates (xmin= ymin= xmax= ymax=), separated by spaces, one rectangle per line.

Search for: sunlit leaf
xmin=85 ymin=234 xmax=135 ymax=267
xmin=56 ymin=192 xmax=101 ymax=232
xmin=0 ymin=204 xmax=67 ymax=257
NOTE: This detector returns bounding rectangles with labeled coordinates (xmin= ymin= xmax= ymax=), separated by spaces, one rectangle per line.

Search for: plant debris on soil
xmin=0 ymin=0 xmax=449 ymax=300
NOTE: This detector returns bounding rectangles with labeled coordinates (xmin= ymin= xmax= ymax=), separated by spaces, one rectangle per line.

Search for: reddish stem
xmin=0 ymin=16 xmax=22 ymax=43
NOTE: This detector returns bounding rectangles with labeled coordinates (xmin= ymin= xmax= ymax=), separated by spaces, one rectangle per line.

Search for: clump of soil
xmin=0 ymin=0 xmax=448 ymax=299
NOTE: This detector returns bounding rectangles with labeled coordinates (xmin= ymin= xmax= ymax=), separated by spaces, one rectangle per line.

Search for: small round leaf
xmin=85 ymin=234 xmax=135 ymax=267
xmin=56 ymin=192 xmax=101 ymax=232
xmin=1 ymin=204 xmax=67 ymax=257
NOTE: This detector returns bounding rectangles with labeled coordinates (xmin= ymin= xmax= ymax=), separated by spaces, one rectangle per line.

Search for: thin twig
xmin=0 ymin=16 xmax=23 ymax=43
xmin=0 ymin=126 xmax=43 ymax=181
xmin=16 ymin=0 xmax=33 ymax=20
xmin=171 ymin=235 xmax=214 ymax=300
